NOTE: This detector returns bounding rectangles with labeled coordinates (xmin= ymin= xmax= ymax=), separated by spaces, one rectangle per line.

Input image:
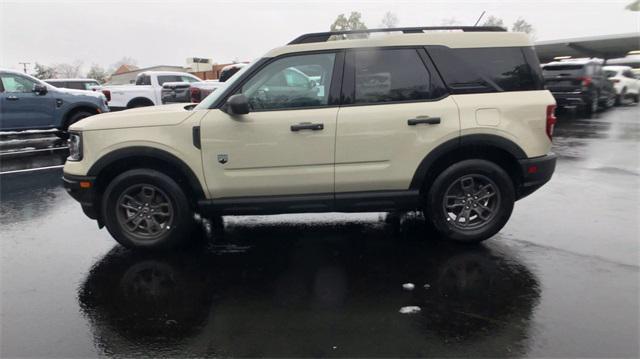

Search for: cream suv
xmin=63 ymin=26 xmax=557 ymax=250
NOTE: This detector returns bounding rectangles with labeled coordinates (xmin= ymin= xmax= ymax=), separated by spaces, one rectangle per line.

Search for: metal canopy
xmin=535 ymin=33 xmax=640 ymax=63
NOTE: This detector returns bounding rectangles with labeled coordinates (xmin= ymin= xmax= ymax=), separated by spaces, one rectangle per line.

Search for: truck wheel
xmin=424 ymin=159 xmax=515 ymax=243
xmin=56 ymin=110 xmax=93 ymax=139
xmin=616 ymin=88 xmax=626 ymax=106
xmin=102 ymin=169 xmax=195 ymax=250
xmin=584 ymin=92 xmax=598 ymax=115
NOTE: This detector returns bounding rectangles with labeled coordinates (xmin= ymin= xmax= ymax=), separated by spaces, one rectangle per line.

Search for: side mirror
xmin=225 ymin=94 xmax=250 ymax=115
xmin=33 ymin=84 xmax=48 ymax=95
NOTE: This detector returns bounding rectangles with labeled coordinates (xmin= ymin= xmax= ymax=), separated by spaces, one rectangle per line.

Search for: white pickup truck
xmin=103 ymin=71 xmax=202 ymax=110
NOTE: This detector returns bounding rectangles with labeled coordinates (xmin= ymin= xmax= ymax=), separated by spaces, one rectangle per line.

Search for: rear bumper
xmin=62 ymin=173 xmax=98 ymax=219
xmin=550 ymin=92 xmax=588 ymax=107
xmin=516 ymin=153 xmax=557 ymax=200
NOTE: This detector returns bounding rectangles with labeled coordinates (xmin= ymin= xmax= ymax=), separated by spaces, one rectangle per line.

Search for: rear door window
xmin=542 ymin=64 xmax=585 ymax=77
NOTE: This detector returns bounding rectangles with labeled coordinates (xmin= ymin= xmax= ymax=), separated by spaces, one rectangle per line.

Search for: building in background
xmin=107 ymin=65 xmax=188 ymax=85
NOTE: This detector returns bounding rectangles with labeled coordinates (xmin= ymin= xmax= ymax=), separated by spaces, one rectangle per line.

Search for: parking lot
xmin=0 ymin=105 xmax=638 ymax=357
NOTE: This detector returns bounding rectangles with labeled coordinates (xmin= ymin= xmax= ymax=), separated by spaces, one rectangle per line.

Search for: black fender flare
xmin=409 ymin=134 xmax=527 ymax=190
xmin=87 ymin=146 xmax=205 ymax=199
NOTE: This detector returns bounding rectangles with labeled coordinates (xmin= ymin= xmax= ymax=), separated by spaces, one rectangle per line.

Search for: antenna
xmin=474 ymin=11 xmax=486 ymax=26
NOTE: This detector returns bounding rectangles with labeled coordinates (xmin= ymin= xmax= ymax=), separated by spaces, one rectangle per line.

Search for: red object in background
xmin=546 ymin=105 xmax=557 ymax=140
xmin=190 ymin=87 xmax=202 ymax=103
xmin=101 ymin=89 xmax=111 ymax=102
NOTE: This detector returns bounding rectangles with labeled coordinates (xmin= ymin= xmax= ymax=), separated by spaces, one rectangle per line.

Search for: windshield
xmin=604 ymin=70 xmax=618 ymax=78
xmin=194 ymin=60 xmax=256 ymax=110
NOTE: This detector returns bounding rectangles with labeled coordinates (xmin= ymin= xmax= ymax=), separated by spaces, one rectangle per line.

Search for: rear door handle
xmin=6 ymin=96 xmax=18 ymax=101
xmin=291 ymin=122 xmax=324 ymax=131
xmin=408 ymin=117 xmax=440 ymax=126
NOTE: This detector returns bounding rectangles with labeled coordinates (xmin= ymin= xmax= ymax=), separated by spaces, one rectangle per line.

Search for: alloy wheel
xmin=442 ymin=174 xmax=501 ymax=230
xmin=116 ymin=184 xmax=174 ymax=240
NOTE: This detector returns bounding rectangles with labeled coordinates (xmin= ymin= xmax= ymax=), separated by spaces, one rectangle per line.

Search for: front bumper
xmin=516 ymin=153 xmax=557 ymax=200
xmin=62 ymin=173 xmax=98 ymax=220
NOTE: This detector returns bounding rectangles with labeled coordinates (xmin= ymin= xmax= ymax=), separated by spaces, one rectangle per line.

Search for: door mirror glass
xmin=226 ymin=94 xmax=250 ymax=115
xmin=33 ymin=84 xmax=48 ymax=95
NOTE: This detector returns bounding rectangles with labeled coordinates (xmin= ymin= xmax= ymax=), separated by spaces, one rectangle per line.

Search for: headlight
xmin=68 ymin=132 xmax=83 ymax=161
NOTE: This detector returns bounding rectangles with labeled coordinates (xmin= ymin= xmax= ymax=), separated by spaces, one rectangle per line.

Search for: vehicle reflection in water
xmin=78 ymin=214 xmax=540 ymax=357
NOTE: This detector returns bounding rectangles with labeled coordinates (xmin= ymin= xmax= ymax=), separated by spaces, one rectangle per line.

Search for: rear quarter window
xmin=427 ymin=46 xmax=544 ymax=93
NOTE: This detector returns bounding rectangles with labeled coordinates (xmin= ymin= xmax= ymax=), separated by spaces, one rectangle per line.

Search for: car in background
xmin=45 ymin=78 xmax=100 ymax=91
xmin=603 ymin=65 xmax=640 ymax=105
xmin=606 ymin=53 xmax=640 ymax=77
xmin=542 ymin=59 xmax=615 ymax=114
xmin=161 ymin=80 xmax=223 ymax=104
xmin=102 ymin=71 xmax=201 ymax=110
xmin=0 ymin=69 xmax=108 ymax=134
xmin=218 ymin=63 xmax=247 ymax=82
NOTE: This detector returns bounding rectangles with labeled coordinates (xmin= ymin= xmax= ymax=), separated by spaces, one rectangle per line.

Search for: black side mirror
xmin=225 ymin=94 xmax=250 ymax=115
xmin=33 ymin=84 xmax=48 ymax=95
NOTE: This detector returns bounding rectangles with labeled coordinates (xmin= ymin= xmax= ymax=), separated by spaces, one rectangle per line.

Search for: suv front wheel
xmin=102 ymin=169 xmax=195 ymax=250
xmin=425 ymin=160 xmax=515 ymax=243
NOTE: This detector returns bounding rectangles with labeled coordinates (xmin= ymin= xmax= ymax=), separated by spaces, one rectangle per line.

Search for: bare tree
xmin=86 ymin=64 xmax=108 ymax=83
xmin=482 ymin=15 xmax=505 ymax=28
xmin=330 ymin=12 xmax=368 ymax=39
xmin=54 ymin=60 xmax=83 ymax=78
xmin=440 ymin=17 xmax=461 ymax=26
xmin=32 ymin=63 xmax=57 ymax=79
xmin=379 ymin=11 xmax=399 ymax=28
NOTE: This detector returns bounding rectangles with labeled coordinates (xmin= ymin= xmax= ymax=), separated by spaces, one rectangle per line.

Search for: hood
xmin=53 ymin=86 xmax=105 ymax=99
xmin=70 ymin=103 xmax=198 ymax=131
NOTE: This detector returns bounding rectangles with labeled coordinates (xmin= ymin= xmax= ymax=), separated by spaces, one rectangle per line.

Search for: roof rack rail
xmin=288 ymin=26 xmax=507 ymax=45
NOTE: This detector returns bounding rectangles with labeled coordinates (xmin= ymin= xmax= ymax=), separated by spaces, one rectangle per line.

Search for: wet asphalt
xmin=1 ymin=105 xmax=639 ymax=358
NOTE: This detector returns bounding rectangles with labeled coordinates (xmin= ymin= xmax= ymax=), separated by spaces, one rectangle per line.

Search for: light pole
xmin=19 ymin=62 xmax=30 ymax=73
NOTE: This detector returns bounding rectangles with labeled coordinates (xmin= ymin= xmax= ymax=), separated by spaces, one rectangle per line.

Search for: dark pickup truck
xmin=542 ymin=59 xmax=616 ymax=114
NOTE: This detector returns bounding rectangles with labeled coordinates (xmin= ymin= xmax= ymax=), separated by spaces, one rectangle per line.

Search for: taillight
xmin=546 ymin=105 xmax=557 ymax=140
xmin=190 ymin=87 xmax=201 ymax=103
xmin=102 ymin=89 xmax=111 ymax=102
xmin=580 ymin=76 xmax=592 ymax=87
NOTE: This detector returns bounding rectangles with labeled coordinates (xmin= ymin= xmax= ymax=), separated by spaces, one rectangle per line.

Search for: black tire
xmin=56 ymin=110 xmax=93 ymax=139
xmin=633 ymin=94 xmax=639 ymax=104
xmin=102 ymin=169 xmax=195 ymax=250
xmin=604 ymin=93 xmax=616 ymax=109
xmin=583 ymin=92 xmax=599 ymax=115
xmin=425 ymin=159 xmax=515 ymax=243
xmin=616 ymin=88 xmax=626 ymax=106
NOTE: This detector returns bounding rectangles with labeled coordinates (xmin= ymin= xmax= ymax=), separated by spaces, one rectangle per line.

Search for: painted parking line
xmin=0 ymin=165 xmax=64 ymax=175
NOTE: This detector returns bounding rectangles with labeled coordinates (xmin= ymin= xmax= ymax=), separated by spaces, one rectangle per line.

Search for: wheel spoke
xmin=123 ymin=195 xmax=143 ymax=207
xmin=460 ymin=176 xmax=475 ymax=194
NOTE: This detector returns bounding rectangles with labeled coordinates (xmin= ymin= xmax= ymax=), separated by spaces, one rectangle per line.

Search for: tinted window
xmin=353 ymin=49 xmax=433 ymax=104
xmin=67 ymin=82 xmax=85 ymax=90
xmin=157 ymin=75 xmax=181 ymax=85
xmin=239 ymin=53 xmax=335 ymax=111
xmin=136 ymin=75 xmax=151 ymax=85
xmin=542 ymin=64 xmax=585 ymax=76
xmin=623 ymin=70 xmax=635 ymax=78
xmin=604 ymin=70 xmax=618 ymax=78
xmin=0 ymin=74 xmax=38 ymax=92
xmin=429 ymin=46 xmax=544 ymax=93
xmin=46 ymin=81 xmax=65 ymax=88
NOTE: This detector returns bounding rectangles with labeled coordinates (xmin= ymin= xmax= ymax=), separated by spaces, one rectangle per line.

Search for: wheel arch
xmin=126 ymin=97 xmax=155 ymax=108
xmin=410 ymin=134 xmax=526 ymax=193
xmin=88 ymin=147 xmax=206 ymax=207
xmin=62 ymin=104 xmax=100 ymax=130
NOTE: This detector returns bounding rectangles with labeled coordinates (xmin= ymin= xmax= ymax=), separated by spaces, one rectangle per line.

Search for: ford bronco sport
xmin=63 ymin=26 xmax=557 ymax=250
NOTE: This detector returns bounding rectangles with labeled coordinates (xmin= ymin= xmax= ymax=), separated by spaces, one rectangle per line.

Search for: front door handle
xmin=408 ymin=117 xmax=441 ymax=126
xmin=291 ymin=122 xmax=324 ymax=131
xmin=6 ymin=96 xmax=19 ymax=101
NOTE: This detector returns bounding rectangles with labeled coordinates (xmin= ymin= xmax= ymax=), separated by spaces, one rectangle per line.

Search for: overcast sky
xmin=1 ymin=0 xmax=639 ymax=73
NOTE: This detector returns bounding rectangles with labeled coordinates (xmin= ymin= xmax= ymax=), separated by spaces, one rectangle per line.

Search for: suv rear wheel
xmin=102 ymin=169 xmax=195 ymax=250
xmin=425 ymin=159 xmax=515 ymax=243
